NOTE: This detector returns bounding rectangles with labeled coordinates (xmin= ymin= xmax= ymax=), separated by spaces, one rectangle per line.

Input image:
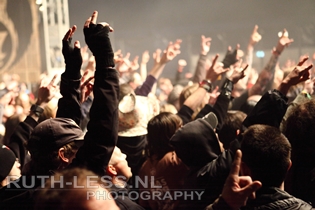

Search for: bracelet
xmin=199 ymin=79 xmax=213 ymax=93
xmin=30 ymin=104 xmax=44 ymax=117
xmin=222 ymin=78 xmax=234 ymax=92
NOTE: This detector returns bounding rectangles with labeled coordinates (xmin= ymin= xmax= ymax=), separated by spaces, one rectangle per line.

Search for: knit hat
xmin=0 ymin=144 xmax=16 ymax=182
xmin=28 ymin=118 xmax=84 ymax=156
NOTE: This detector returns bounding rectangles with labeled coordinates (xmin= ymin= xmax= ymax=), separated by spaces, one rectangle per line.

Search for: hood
xmin=170 ymin=118 xmax=221 ymax=169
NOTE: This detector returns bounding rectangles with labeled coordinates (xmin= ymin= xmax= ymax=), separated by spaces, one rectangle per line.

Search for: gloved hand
xmin=62 ymin=25 xmax=82 ymax=79
xmin=83 ymin=11 xmax=114 ymax=68
xmin=221 ymin=46 xmax=239 ymax=69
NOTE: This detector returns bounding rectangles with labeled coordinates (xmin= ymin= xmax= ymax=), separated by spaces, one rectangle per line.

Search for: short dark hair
xmin=147 ymin=112 xmax=182 ymax=160
xmin=26 ymin=142 xmax=78 ymax=175
xmin=218 ymin=110 xmax=246 ymax=149
xmin=284 ymin=100 xmax=315 ymax=149
xmin=119 ymin=83 xmax=133 ymax=102
xmin=34 ymin=167 xmax=107 ymax=210
xmin=241 ymin=124 xmax=291 ymax=187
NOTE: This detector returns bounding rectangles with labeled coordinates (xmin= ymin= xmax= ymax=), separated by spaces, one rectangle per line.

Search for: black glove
xmin=84 ymin=24 xmax=114 ymax=68
xmin=62 ymin=38 xmax=82 ymax=79
xmin=221 ymin=48 xmax=238 ymax=69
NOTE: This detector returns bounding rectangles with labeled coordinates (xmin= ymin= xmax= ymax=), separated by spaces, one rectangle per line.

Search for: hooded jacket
xmin=170 ymin=89 xmax=289 ymax=210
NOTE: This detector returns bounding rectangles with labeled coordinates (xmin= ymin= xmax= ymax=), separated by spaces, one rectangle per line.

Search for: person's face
xmin=8 ymin=159 xmax=21 ymax=181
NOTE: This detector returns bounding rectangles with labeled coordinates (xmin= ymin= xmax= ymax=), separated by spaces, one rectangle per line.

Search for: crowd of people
xmin=0 ymin=10 xmax=314 ymax=210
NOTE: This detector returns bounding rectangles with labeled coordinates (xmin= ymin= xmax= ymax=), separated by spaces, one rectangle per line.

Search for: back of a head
xmin=34 ymin=168 xmax=119 ymax=210
xmin=147 ymin=112 xmax=182 ymax=160
xmin=179 ymin=83 xmax=205 ymax=120
xmin=241 ymin=124 xmax=291 ymax=188
xmin=26 ymin=118 xmax=83 ymax=175
xmin=179 ymin=83 xmax=199 ymax=108
xmin=119 ymin=83 xmax=133 ymax=102
xmin=218 ymin=110 xmax=246 ymax=150
xmin=284 ymin=100 xmax=315 ymax=150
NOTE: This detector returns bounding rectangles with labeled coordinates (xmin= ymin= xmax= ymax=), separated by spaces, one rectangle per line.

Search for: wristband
xmin=199 ymin=79 xmax=212 ymax=93
xmin=31 ymin=104 xmax=44 ymax=117
xmin=222 ymin=78 xmax=234 ymax=92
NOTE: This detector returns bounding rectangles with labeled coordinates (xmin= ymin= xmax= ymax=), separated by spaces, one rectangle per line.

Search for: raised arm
xmin=57 ymin=25 xmax=83 ymax=125
xmin=246 ymin=25 xmax=261 ymax=73
xmin=72 ymin=11 xmax=119 ymax=175
xmin=140 ymin=50 xmax=150 ymax=82
xmin=243 ymin=56 xmax=313 ymax=128
xmin=192 ymin=35 xmax=211 ymax=83
xmin=135 ymin=40 xmax=181 ymax=96
xmin=178 ymin=54 xmax=228 ymax=123
xmin=8 ymin=76 xmax=58 ymax=169
xmin=249 ymin=29 xmax=294 ymax=97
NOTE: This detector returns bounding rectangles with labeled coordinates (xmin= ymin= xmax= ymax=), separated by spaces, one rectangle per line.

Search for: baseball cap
xmin=28 ymin=118 xmax=84 ymax=156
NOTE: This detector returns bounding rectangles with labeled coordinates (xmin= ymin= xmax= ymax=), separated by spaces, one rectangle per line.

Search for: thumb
xmin=242 ymin=181 xmax=262 ymax=200
xmin=74 ymin=41 xmax=81 ymax=49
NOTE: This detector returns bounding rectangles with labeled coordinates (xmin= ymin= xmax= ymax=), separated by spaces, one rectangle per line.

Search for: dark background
xmin=68 ymin=0 xmax=315 ymax=78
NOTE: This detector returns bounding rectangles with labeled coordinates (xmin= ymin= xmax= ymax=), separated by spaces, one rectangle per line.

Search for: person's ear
xmin=287 ymin=159 xmax=292 ymax=171
xmin=106 ymin=165 xmax=117 ymax=176
xmin=58 ymin=148 xmax=69 ymax=163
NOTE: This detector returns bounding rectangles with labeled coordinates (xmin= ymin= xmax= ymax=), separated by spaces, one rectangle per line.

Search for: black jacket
xmin=111 ymin=185 xmax=144 ymax=210
xmin=242 ymin=187 xmax=314 ymax=210
xmin=0 ymin=68 xmax=119 ymax=209
xmin=171 ymin=89 xmax=289 ymax=210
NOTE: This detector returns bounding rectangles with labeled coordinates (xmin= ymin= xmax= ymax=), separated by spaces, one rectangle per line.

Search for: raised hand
xmin=114 ymin=49 xmax=123 ymax=64
xmin=153 ymin=48 xmax=161 ymax=65
xmin=130 ymin=56 xmax=139 ymax=71
xmin=221 ymin=45 xmax=240 ymax=69
xmin=229 ymin=61 xmax=248 ymax=84
xmin=249 ymin=25 xmax=262 ymax=46
xmin=141 ymin=50 xmax=150 ymax=64
xmin=206 ymin=54 xmax=229 ymax=82
xmin=37 ymin=74 xmax=58 ymax=105
xmin=274 ymin=29 xmax=294 ymax=55
xmin=208 ymin=86 xmax=220 ymax=106
xmin=221 ymin=150 xmax=262 ymax=209
xmin=62 ymin=25 xmax=82 ymax=79
xmin=201 ymin=35 xmax=212 ymax=55
xmin=83 ymin=11 xmax=115 ymax=68
xmin=283 ymin=56 xmax=313 ymax=86
xmin=116 ymin=53 xmax=131 ymax=73
xmin=85 ymin=56 xmax=95 ymax=71
xmin=80 ymin=70 xmax=94 ymax=103
xmin=160 ymin=39 xmax=182 ymax=64
xmin=278 ymin=56 xmax=313 ymax=95
xmin=177 ymin=59 xmax=187 ymax=73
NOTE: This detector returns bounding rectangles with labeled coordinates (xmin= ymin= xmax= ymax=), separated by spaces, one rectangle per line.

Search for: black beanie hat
xmin=0 ymin=144 xmax=16 ymax=182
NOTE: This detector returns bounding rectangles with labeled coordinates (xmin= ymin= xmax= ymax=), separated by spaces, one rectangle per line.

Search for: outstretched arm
xmin=249 ymin=29 xmax=294 ymax=97
xmin=192 ymin=35 xmax=211 ymax=83
xmin=243 ymin=56 xmax=313 ymax=128
xmin=57 ymin=25 xmax=83 ymax=125
xmin=8 ymin=76 xmax=58 ymax=169
xmin=135 ymin=40 xmax=182 ymax=96
xmin=72 ymin=11 xmax=119 ymax=175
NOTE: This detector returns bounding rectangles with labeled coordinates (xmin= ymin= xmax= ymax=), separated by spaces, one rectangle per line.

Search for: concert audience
xmin=0 ymin=8 xmax=314 ymax=210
